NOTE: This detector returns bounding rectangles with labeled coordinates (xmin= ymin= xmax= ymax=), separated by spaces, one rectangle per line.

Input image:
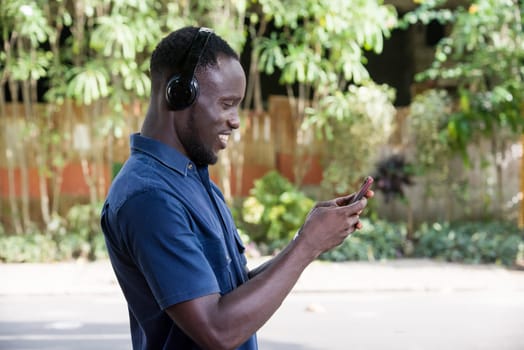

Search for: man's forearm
xmin=247 ymin=240 xmax=296 ymax=279
xmin=216 ymin=236 xmax=317 ymax=347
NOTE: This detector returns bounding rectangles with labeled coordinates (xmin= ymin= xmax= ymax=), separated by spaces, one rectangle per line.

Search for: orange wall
xmin=276 ymin=153 xmax=323 ymax=186
xmin=0 ymin=167 xmax=41 ymax=198
xmin=0 ymin=162 xmax=110 ymax=199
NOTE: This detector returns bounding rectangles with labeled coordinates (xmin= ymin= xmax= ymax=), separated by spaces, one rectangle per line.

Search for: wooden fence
xmin=1 ymin=97 xmax=523 ymax=228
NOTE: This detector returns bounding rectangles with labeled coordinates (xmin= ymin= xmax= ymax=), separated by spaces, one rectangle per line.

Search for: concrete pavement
xmin=2 ymin=257 xmax=524 ymax=296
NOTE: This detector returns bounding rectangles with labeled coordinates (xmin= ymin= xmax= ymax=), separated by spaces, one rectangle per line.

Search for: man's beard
xmin=182 ymin=112 xmax=218 ymax=167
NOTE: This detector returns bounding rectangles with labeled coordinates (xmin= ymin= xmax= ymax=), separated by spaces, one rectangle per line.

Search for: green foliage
xmin=398 ymin=0 xmax=454 ymax=29
xmin=57 ymin=202 xmax=106 ymax=260
xmin=320 ymin=219 xmax=407 ymax=262
xmin=250 ymin=0 xmax=399 ymax=189
xmin=0 ymin=0 xmax=251 ymax=235
xmin=408 ymin=89 xmax=453 ymax=175
xmin=66 ymin=64 xmax=110 ymax=105
xmin=402 ymin=0 xmax=523 ymax=219
xmin=315 ymin=82 xmax=397 ymax=196
xmin=255 ymin=0 xmax=397 ymax=87
xmin=414 ymin=221 xmax=524 ymax=266
xmin=319 ymin=219 xmax=523 ymax=267
xmin=0 ymin=233 xmax=58 ymax=263
xmin=0 ymin=203 xmax=107 ymax=263
xmin=2 ymin=207 xmax=523 ymax=268
xmin=406 ymin=0 xmax=524 ymax=164
xmin=241 ymin=171 xmax=315 ymax=244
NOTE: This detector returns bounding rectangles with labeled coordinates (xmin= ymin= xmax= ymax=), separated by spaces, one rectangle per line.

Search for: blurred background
xmin=2 ymin=1 xmax=524 ymax=350
xmin=0 ymin=0 xmax=523 ymax=267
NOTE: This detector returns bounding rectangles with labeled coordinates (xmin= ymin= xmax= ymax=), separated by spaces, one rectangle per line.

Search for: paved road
xmin=257 ymin=290 xmax=524 ymax=350
xmin=1 ymin=259 xmax=524 ymax=349
xmin=1 ymin=291 xmax=523 ymax=350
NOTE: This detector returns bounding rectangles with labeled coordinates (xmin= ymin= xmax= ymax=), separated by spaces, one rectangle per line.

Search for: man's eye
xmin=223 ymin=101 xmax=234 ymax=108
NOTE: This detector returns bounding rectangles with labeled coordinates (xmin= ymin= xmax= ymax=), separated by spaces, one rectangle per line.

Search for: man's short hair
xmin=150 ymin=26 xmax=239 ymax=86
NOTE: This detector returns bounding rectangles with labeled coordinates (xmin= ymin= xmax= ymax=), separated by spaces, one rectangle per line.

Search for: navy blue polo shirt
xmin=101 ymin=133 xmax=257 ymax=350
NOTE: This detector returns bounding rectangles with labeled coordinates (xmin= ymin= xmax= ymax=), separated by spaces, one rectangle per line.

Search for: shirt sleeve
xmin=117 ymin=190 xmax=221 ymax=309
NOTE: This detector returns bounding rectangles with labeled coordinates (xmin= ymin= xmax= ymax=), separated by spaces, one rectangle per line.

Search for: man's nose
xmin=228 ymin=110 xmax=240 ymax=129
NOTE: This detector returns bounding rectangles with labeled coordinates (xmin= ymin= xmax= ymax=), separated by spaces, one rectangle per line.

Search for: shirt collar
xmin=130 ymin=133 xmax=193 ymax=176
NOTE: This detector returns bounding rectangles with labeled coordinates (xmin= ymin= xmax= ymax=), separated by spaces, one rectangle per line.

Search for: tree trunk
xmin=519 ymin=135 xmax=524 ymax=228
xmin=286 ymin=88 xmax=313 ymax=188
xmin=1 ymin=41 xmax=23 ymax=234
xmin=219 ymin=150 xmax=232 ymax=204
xmin=10 ymin=85 xmax=31 ymax=233
xmin=24 ymin=77 xmax=52 ymax=227
xmin=3 ymin=118 xmax=23 ymax=235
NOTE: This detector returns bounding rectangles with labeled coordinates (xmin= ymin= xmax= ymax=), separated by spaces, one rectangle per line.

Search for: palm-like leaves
xmin=66 ymin=63 xmax=110 ymax=105
xmin=254 ymin=0 xmax=397 ymax=118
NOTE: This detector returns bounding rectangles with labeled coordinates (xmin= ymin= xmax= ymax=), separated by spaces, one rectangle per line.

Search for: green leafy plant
xmin=0 ymin=233 xmax=58 ymax=263
xmin=241 ymin=171 xmax=315 ymax=246
xmin=0 ymin=0 xmax=250 ymax=236
xmin=404 ymin=0 xmax=524 ymax=217
xmin=408 ymin=89 xmax=453 ymax=177
xmin=320 ymin=219 xmax=407 ymax=262
xmin=405 ymin=89 xmax=465 ymax=222
xmin=250 ymin=0 xmax=398 ymax=186
xmin=414 ymin=221 xmax=524 ymax=266
xmin=316 ymin=82 xmax=397 ymax=197
xmin=58 ymin=202 xmax=105 ymax=260
xmin=0 ymin=202 xmax=107 ymax=263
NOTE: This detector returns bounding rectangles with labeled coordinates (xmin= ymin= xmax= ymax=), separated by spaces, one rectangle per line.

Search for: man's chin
xmin=192 ymin=154 xmax=218 ymax=167
xmin=207 ymin=149 xmax=220 ymax=165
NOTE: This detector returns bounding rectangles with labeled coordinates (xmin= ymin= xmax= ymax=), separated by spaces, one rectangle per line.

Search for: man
xmin=101 ymin=26 xmax=372 ymax=350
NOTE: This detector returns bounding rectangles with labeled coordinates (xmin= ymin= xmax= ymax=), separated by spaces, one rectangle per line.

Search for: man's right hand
xmin=295 ymin=197 xmax=368 ymax=259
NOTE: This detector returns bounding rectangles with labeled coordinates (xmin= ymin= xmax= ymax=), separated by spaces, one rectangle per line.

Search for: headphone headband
xmin=178 ymin=27 xmax=213 ymax=84
xmin=165 ymin=27 xmax=214 ymax=110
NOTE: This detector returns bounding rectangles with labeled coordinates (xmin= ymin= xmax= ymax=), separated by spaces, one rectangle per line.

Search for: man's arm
xmin=166 ymin=197 xmax=368 ymax=350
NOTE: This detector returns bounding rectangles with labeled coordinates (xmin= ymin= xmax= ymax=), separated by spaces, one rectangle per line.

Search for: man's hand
xmin=313 ymin=189 xmax=374 ymax=209
xmin=296 ymin=194 xmax=370 ymax=259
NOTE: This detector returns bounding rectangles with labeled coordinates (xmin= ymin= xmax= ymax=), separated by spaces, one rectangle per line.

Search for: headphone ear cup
xmin=165 ymin=75 xmax=199 ymax=111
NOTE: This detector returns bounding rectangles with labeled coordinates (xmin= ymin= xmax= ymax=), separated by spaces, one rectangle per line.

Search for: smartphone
xmin=349 ymin=176 xmax=373 ymax=204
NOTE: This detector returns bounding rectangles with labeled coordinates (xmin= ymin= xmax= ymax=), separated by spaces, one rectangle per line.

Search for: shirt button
xmin=188 ymin=163 xmax=193 ymax=170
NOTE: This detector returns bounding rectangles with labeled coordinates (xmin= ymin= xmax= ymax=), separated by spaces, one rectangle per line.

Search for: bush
xmin=2 ymin=195 xmax=523 ymax=268
xmin=0 ymin=233 xmax=58 ymax=263
xmin=56 ymin=202 xmax=106 ymax=261
xmin=0 ymin=202 xmax=108 ymax=263
xmin=319 ymin=219 xmax=524 ymax=267
xmin=240 ymin=171 xmax=315 ymax=246
xmin=320 ymin=219 xmax=407 ymax=262
xmin=413 ymin=221 xmax=524 ymax=266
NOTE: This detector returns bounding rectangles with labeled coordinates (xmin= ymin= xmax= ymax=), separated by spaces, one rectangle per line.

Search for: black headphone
xmin=165 ymin=27 xmax=213 ymax=110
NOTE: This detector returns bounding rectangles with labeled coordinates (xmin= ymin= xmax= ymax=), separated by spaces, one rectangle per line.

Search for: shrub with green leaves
xmin=408 ymin=89 xmax=452 ymax=177
xmin=0 ymin=233 xmax=58 ymax=263
xmin=0 ymin=202 xmax=108 ymax=263
xmin=317 ymin=82 xmax=397 ymax=197
xmin=56 ymin=202 xmax=106 ymax=260
xmin=414 ymin=221 xmax=524 ymax=266
xmin=241 ymin=171 xmax=315 ymax=245
xmin=320 ymin=219 xmax=407 ymax=262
